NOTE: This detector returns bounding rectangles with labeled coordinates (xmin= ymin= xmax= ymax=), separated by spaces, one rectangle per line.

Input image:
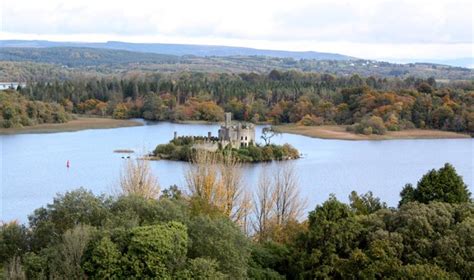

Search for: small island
xmin=152 ymin=113 xmax=299 ymax=163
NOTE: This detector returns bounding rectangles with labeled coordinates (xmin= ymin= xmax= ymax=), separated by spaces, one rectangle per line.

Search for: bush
xmin=354 ymin=116 xmax=387 ymax=135
xmin=362 ymin=126 xmax=373 ymax=135
xmin=154 ymin=143 xmax=176 ymax=156
xmin=298 ymin=114 xmax=323 ymax=126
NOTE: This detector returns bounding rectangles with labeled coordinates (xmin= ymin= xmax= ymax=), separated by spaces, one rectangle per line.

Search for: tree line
xmin=18 ymin=71 xmax=474 ymax=135
xmin=1 ymin=47 xmax=472 ymax=80
xmin=0 ymin=90 xmax=70 ymax=128
xmin=1 ymin=159 xmax=471 ymax=279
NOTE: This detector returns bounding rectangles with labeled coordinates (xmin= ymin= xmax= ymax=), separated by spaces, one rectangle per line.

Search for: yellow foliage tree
xmin=119 ymin=159 xmax=160 ymax=199
xmin=185 ymin=150 xmax=251 ymax=228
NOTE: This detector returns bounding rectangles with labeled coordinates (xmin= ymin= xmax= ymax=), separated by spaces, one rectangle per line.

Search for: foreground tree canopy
xmin=4 ymin=71 xmax=472 ymax=135
xmin=400 ymin=163 xmax=471 ymax=205
xmin=1 ymin=162 xmax=472 ymax=279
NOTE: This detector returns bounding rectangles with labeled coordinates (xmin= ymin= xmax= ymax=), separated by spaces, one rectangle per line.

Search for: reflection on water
xmin=1 ymin=121 xmax=473 ymax=222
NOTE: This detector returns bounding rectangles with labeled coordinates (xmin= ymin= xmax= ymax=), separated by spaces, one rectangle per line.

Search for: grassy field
xmin=0 ymin=117 xmax=143 ymax=135
xmin=276 ymin=125 xmax=471 ymax=140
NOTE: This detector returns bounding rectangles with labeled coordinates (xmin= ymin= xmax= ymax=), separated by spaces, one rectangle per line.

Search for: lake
xmin=1 ymin=121 xmax=473 ymax=223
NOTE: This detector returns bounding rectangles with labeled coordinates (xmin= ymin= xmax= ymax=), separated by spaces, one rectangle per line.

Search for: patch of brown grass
xmin=0 ymin=117 xmax=143 ymax=135
xmin=276 ymin=125 xmax=470 ymax=141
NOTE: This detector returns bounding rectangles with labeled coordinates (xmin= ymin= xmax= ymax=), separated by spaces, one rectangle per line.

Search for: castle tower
xmin=219 ymin=112 xmax=255 ymax=148
xmin=224 ymin=112 xmax=232 ymax=127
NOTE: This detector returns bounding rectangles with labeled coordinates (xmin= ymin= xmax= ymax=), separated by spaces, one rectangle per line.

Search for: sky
xmin=0 ymin=0 xmax=472 ymax=61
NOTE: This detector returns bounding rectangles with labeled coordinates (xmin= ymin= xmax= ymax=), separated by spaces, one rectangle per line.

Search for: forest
xmin=1 ymin=47 xmax=472 ymax=80
xmin=10 ymin=70 xmax=474 ymax=136
xmin=0 ymin=90 xmax=70 ymax=128
xmin=0 ymin=47 xmax=179 ymax=67
xmin=1 ymin=161 xmax=471 ymax=279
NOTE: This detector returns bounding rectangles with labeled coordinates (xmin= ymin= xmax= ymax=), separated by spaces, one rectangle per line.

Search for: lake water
xmin=1 ymin=121 xmax=473 ymax=223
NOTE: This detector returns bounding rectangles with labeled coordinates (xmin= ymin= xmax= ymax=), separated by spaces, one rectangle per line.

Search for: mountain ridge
xmin=0 ymin=45 xmax=472 ymax=81
xmin=0 ymin=40 xmax=353 ymax=61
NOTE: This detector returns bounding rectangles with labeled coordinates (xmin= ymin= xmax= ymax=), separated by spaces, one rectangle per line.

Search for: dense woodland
xmin=1 ymin=162 xmax=471 ymax=279
xmin=0 ymin=47 xmax=178 ymax=68
xmin=1 ymin=47 xmax=472 ymax=79
xmin=0 ymin=91 xmax=70 ymax=128
xmin=8 ymin=71 xmax=474 ymax=135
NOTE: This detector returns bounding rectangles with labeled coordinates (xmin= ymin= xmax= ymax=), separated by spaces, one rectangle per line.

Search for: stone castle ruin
xmin=174 ymin=112 xmax=255 ymax=151
xmin=218 ymin=112 xmax=255 ymax=148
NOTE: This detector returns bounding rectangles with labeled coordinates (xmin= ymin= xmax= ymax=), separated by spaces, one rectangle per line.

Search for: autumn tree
xmin=252 ymin=166 xmax=276 ymax=242
xmin=119 ymin=159 xmax=160 ymax=199
xmin=185 ymin=150 xmax=251 ymax=225
xmin=112 ymin=103 xmax=129 ymax=119
xmin=252 ymin=163 xmax=305 ymax=242
xmin=273 ymin=163 xmax=305 ymax=227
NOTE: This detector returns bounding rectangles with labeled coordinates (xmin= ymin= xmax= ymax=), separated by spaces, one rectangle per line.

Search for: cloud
xmin=272 ymin=0 xmax=472 ymax=43
xmin=0 ymin=0 xmax=472 ymax=59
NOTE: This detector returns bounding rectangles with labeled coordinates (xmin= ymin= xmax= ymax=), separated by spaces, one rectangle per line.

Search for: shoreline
xmin=275 ymin=124 xmax=471 ymax=141
xmin=1 ymin=118 xmax=470 ymax=140
xmin=0 ymin=117 xmax=143 ymax=135
xmin=173 ymin=120 xmax=219 ymax=125
xmin=172 ymin=120 xmax=271 ymax=125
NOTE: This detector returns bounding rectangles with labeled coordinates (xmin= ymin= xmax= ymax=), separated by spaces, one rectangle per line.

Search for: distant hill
xmin=0 ymin=46 xmax=472 ymax=81
xmin=0 ymin=47 xmax=179 ymax=67
xmin=0 ymin=40 xmax=353 ymax=61
xmin=389 ymin=57 xmax=474 ymax=69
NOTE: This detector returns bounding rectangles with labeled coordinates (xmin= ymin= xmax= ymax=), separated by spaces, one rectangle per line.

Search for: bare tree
xmin=261 ymin=126 xmax=280 ymax=145
xmin=185 ymin=150 xmax=220 ymax=203
xmin=219 ymin=154 xmax=248 ymax=220
xmin=57 ymin=225 xmax=93 ymax=279
xmin=273 ymin=162 xmax=305 ymax=226
xmin=185 ymin=150 xmax=251 ymax=225
xmin=236 ymin=190 xmax=253 ymax=235
xmin=119 ymin=159 xmax=160 ymax=199
xmin=5 ymin=256 xmax=25 ymax=280
xmin=252 ymin=165 xmax=276 ymax=241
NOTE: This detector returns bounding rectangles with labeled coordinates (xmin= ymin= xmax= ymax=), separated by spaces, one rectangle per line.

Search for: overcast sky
xmin=0 ymin=0 xmax=472 ymax=60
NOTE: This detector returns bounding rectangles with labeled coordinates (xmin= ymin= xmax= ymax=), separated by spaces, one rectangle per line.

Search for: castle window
xmin=245 ymin=136 xmax=247 ymax=140
xmin=241 ymin=136 xmax=243 ymax=140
